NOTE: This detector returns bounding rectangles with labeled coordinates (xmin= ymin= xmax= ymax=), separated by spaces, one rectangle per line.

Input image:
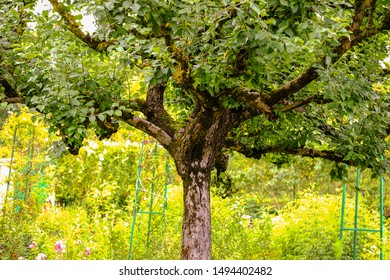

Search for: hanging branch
xmin=225 ymin=139 xmax=355 ymax=166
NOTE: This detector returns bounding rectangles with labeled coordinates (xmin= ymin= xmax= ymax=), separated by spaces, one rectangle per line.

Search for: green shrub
xmin=17 ymin=184 xmax=183 ymax=260
xmin=0 ymin=205 xmax=37 ymax=260
xmin=272 ymin=192 xmax=382 ymax=260
xmin=52 ymin=139 xmax=138 ymax=211
xmin=211 ymin=195 xmax=274 ymax=259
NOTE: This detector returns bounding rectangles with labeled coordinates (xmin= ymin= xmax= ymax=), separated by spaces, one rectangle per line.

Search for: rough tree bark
xmin=180 ymin=166 xmax=212 ymax=259
xmin=171 ymin=108 xmax=239 ymax=259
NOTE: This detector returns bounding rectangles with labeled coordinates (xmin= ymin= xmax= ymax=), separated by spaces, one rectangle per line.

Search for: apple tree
xmin=1 ymin=0 xmax=390 ymax=259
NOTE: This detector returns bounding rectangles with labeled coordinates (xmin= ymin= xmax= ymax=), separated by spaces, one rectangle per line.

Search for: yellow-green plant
xmin=272 ymin=192 xmax=383 ymax=260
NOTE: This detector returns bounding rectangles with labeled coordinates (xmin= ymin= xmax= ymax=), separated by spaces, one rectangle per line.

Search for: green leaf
xmin=98 ymin=113 xmax=105 ymax=121
xmin=89 ymin=115 xmax=96 ymax=122
xmin=26 ymin=53 xmax=38 ymax=59
xmin=280 ymin=0 xmax=289 ymax=6
xmin=132 ymin=3 xmax=141 ymax=13
xmin=270 ymin=41 xmax=284 ymax=52
xmin=123 ymin=1 xmax=131 ymax=9
xmin=250 ymin=4 xmax=261 ymax=16
xmin=266 ymin=18 xmax=276 ymax=25
xmin=298 ymin=21 xmax=308 ymax=30
xmin=326 ymin=56 xmax=332 ymax=66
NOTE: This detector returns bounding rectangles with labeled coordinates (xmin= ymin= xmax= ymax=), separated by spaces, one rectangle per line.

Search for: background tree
xmin=1 ymin=0 xmax=390 ymax=259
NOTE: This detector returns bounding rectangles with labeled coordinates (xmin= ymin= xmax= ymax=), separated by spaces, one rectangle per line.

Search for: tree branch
xmin=231 ymin=87 xmax=275 ymax=119
xmin=48 ymin=0 xmax=116 ymax=52
xmin=263 ymin=0 xmax=389 ymax=106
xmin=144 ymin=82 xmax=177 ymax=137
xmin=277 ymin=95 xmax=332 ymax=113
xmin=0 ymin=77 xmax=18 ymax=98
xmin=0 ymin=97 xmax=24 ymax=103
xmin=225 ymin=140 xmax=354 ymax=165
xmin=164 ymin=33 xmax=215 ymax=107
xmin=112 ymin=84 xmax=175 ymax=149
xmin=121 ymin=113 xmax=172 ymax=149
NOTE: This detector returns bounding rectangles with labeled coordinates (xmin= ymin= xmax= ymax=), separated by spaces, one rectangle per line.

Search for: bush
xmin=0 ymin=205 xmax=37 ymax=260
xmin=52 ymin=138 xmax=138 ymax=211
xmin=211 ymin=195 xmax=274 ymax=259
xmin=272 ymin=192 xmax=383 ymax=260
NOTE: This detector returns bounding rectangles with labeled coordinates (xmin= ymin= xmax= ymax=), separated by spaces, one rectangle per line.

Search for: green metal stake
xmin=339 ymin=161 xmax=385 ymax=260
xmin=163 ymin=151 xmax=170 ymax=215
xmin=339 ymin=165 xmax=348 ymax=242
xmin=146 ymin=141 xmax=159 ymax=249
xmin=128 ymin=137 xmax=171 ymax=259
xmin=353 ymin=169 xmax=361 ymax=260
xmin=6 ymin=127 xmax=17 ymax=194
xmin=339 ymin=183 xmax=347 ymax=241
xmin=23 ymin=126 xmax=34 ymax=203
xmin=1 ymin=126 xmax=17 ymax=233
xmin=128 ymin=135 xmax=145 ymax=260
xmin=379 ymin=155 xmax=384 ymax=260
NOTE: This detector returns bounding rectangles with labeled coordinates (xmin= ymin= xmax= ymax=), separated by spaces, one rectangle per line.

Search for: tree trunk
xmin=171 ymin=108 xmax=239 ymax=259
xmin=181 ymin=166 xmax=212 ymax=259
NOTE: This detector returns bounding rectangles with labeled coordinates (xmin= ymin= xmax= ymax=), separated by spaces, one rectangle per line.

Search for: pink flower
xmin=85 ymin=248 xmax=91 ymax=256
xmin=35 ymin=253 xmax=47 ymax=260
xmin=28 ymin=241 xmax=38 ymax=249
xmin=54 ymin=240 xmax=66 ymax=253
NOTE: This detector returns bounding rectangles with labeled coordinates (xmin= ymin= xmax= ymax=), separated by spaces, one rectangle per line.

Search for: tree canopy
xmin=1 ymin=0 xmax=390 ymax=259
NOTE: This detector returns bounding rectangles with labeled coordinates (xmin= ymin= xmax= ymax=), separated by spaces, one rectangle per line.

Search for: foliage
xmin=2 ymin=171 xmax=390 ymax=260
xmin=2 ymin=0 xmax=390 ymax=259
xmin=0 ymin=108 xmax=56 ymax=259
xmin=2 ymin=109 xmax=390 ymax=260
xmin=226 ymin=151 xmax=390 ymax=212
xmin=2 ymin=110 xmax=389 ymax=260
xmin=211 ymin=195 xmax=274 ymax=259
xmin=51 ymin=130 xmax=138 ymax=209
xmin=1 ymin=0 xmax=389 ymax=171
xmin=272 ymin=192 xmax=383 ymax=260
xmin=226 ymin=153 xmax=337 ymax=206
xmin=0 ymin=206 xmax=36 ymax=260
xmin=0 ymin=107 xmax=57 ymax=210
xmin=1 ymin=188 xmax=183 ymax=260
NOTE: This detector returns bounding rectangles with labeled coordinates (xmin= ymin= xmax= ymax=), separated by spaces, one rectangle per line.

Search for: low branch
xmin=121 ymin=113 xmax=172 ymax=149
xmin=119 ymin=98 xmax=147 ymax=113
xmin=264 ymin=66 xmax=319 ymax=106
xmin=226 ymin=140 xmax=354 ymax=165
xmin=0 ymin=97 xmax=24 ymax=103
xmin=120 ymin=85 xmax=177 ymax=138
